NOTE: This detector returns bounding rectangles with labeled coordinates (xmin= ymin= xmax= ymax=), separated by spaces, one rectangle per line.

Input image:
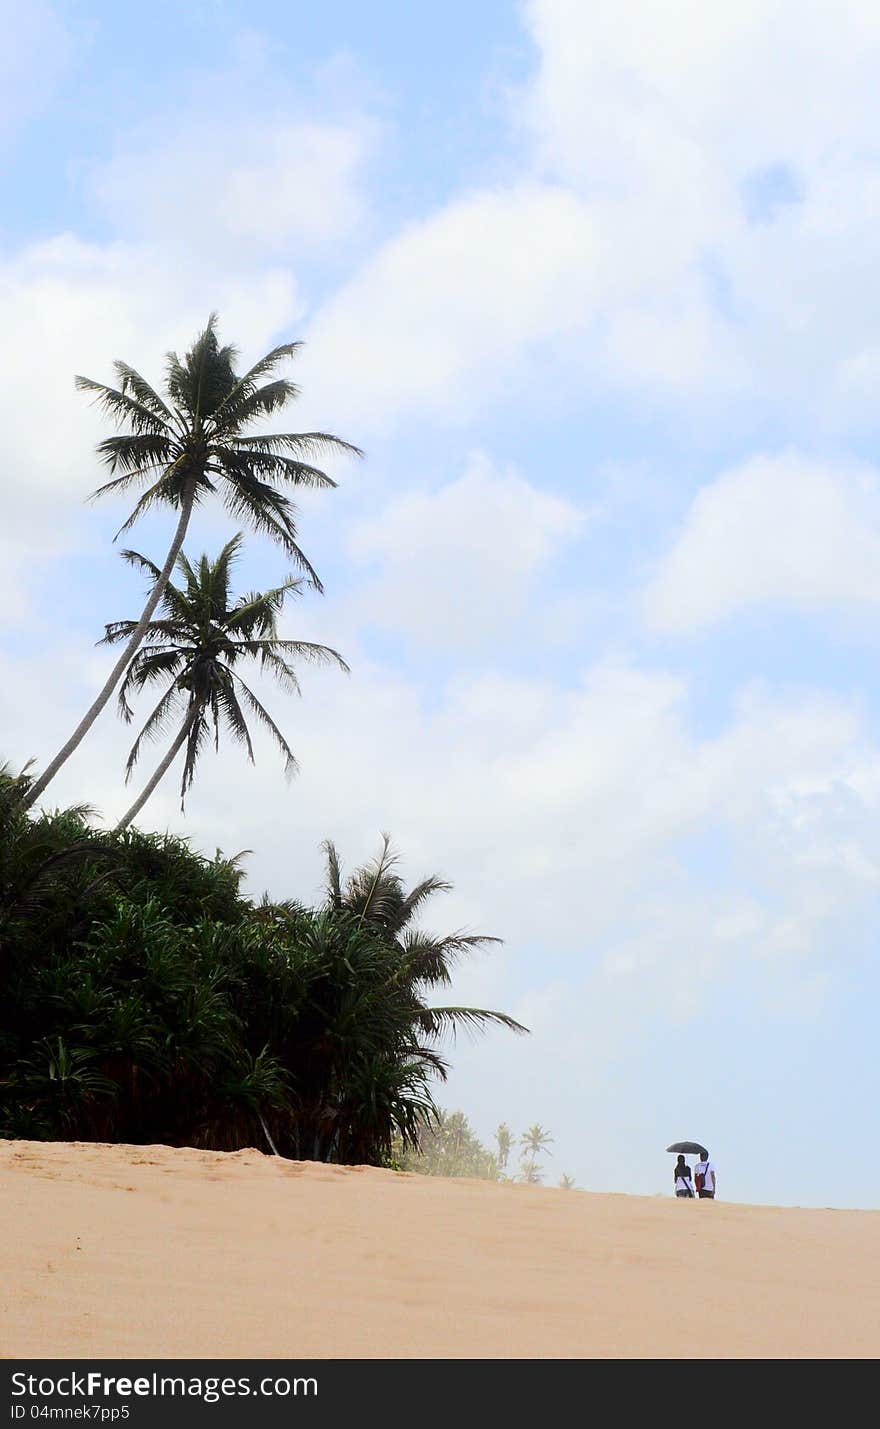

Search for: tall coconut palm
xmin=321 ymin=833 xmax=528 ymax=1044
xmin=106 ymin=534 xmax=348 ymax=829
xmin=521 ymin=1123 xmax=554 ymax=1159
xmin=25 ymin=315 xmax=360 ymax=809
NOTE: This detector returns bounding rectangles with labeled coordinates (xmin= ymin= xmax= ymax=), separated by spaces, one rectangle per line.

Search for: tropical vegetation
xmin=3 ymin=316 xmax=531 ymax=1171
xmin=394 ymin=1110 xmax=576 ymax=1187
xmin=0 ymin=774 xmax=523 ymax=1162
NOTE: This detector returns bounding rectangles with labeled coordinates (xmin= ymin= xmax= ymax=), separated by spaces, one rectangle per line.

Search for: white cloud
xmin=94 ymin=118 xmax=375 ymax=256
xmin=302 ymin=0 xmax=880 ymax=430
xmin=304 ymin=183 xmax=603 ymax=428
xmin=346 ymin=452 xmax=586 ymax=647
xmin=518 ymin=0 xmax=880 ymax=423
xmin=523 ymin=0 xmax=880 ymax=183
xmin=645 ymin=451 xmax=880 ymax=632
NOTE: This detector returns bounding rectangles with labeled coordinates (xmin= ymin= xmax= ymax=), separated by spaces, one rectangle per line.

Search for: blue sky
xmin=3 ymin=0 xmax=880 ymax=1207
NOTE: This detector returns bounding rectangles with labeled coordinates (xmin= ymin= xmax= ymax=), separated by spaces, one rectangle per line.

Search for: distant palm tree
xmin=558 ymin=1174 xmax=577 ymax=1190
xmin=495 ymin=1121 xmax=514 ymax=1173
xmin=520 ymin=1123 xmax=554 ymax=1159
xmin=321 ymin=834 xmax=528 ymax=1046
xmin=107 ymin=534 xmax=347 ymax=828
xmin=25 ymin=315 xmax=360 ymax=808
xmin=519 ymin=1157 xmax=543 ymax=1185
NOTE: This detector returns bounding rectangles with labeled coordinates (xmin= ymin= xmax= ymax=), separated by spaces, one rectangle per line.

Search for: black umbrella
xmin=667 ymin=1141 xmax=708 ymax=1158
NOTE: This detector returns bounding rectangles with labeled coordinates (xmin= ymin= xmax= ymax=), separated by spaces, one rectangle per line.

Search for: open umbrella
xmin=667 ymin=1141 xmax=708 ymax=1158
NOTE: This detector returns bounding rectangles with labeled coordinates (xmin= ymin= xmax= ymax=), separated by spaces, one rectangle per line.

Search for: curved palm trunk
xmin=115 ymin=705 xmax=198 ymax=830
xmin=25 ymin=486 xmax=197 ymax=809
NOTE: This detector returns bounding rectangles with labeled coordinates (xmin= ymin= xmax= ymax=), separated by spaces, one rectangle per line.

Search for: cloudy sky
xmin=3 ymin=0 xmax=880 ymax=1206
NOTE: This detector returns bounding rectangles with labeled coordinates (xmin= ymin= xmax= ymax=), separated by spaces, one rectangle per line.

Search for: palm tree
xmin=520 ymin=1123 xmax=554 ymax=1159
xmin=106 ymin=534 xmax=347 ymax=829
xmin=519 ymin=1157 xmax=543 ymax=1185
xmin=320 ymin=834 xmax=528 ymax=1046
xmin=558 ymin=1173 xmax=577 ymax=1190
xmin=24 ymin=315 xmax=360 ymax=809
xmin=495 ymin=1121 xmax=514 ymax=1173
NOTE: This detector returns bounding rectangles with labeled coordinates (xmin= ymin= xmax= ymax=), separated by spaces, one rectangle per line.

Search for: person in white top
xmin=694 ymin=1155 xmax=717 ymax=1199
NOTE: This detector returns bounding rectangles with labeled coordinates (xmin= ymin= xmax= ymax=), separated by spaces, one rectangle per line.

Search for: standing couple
xmin=674 ymin=1153 xmax=716 ymax=1199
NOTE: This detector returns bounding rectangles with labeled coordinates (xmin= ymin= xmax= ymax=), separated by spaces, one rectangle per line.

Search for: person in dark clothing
xmin=674 ymin=1154 xmax=694 ymax=1197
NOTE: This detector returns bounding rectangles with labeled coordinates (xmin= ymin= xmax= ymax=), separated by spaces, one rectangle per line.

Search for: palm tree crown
xmin=520 ymin=1123 xmax=554 ymax=1158
xmin=108 ymin=534 xmax=348 ymax=827
xmin=321 ymin=834 xmax=528 ymax=1045
xmin=80 ymin=314 xmax=360 ymax=585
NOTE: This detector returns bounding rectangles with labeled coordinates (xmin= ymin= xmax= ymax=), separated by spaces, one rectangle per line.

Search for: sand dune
xmin=1 ymin=1140 xmax=877 ymax=1359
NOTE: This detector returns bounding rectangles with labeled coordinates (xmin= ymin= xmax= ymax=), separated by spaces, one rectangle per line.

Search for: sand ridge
xmin=2 ymin=1139 xmax=878 ymax=1358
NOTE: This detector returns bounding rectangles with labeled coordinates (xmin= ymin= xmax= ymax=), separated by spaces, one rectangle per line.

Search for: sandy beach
xmin=1 ymin=1140 xmax=877 ymax=1359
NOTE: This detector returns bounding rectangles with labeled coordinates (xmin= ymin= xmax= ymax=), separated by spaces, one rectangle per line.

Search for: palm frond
xmin=230 ymin=675 xmax=297 ymax=776
xmin=210 ymin=378 xmax=299 ymax=433
xmin=221 ymin=578 xmax=302 ymax=637
xmin=215 ymin=449 xmax=339 ymax=490
xmin=397 ymin=875 xmax=454 ymax=927
xmin=109 ymin=459 xmax=191 ymax=539
xmin=112 ymin=362 xmax=173 ymax=420
xmin=246 ymin=647 xmax=301 ymax=696
xmin=204 ymin=533 xmax=245 ymax=612
xmin=124 ymin=686 xmax=188 ymax=779
xmin=216 ymin=471 xmax=322 ymax=589
xmin=208 ymin=342 xmax=303 ymax=433
xmin=401 ymin=930 xmax=501 ymax=988
xmin=116 ymin=550 xmax=193 ymax=626
xmin=165 ymin=314 xmax=239 ymax=421
xmin=116 ymin=649 xmax=185 ymax=721
xmin=241 ymin=639 xmax=349 ymax=683
xmin=74 ymin=376 xmax=171 ymax=436
xmin=322 ymin=839 xmax=344 ymax=909
xmin=352 ymin=833 xmax=399 ymax=927
xmin=233 ymin=431 xmax=364 ymax=461
xmin=93 ymin=432 xmax=175 ymax=475
xmin=118 ymin=548 xmax=164 ymax=584
xmin=86 ymin=462 xmax=169 ymax=504
xmin=415 ymin=1006 xmax=529 ymax=1041
xmin=179 ymin=705 xmax=213 ymax=805
xmin=214 ymin=683 xmax=256 ymax=762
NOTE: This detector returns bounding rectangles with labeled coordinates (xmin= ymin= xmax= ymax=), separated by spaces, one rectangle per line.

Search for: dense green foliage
xmin=0 ymin=769 xmax=518 ymax=1164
